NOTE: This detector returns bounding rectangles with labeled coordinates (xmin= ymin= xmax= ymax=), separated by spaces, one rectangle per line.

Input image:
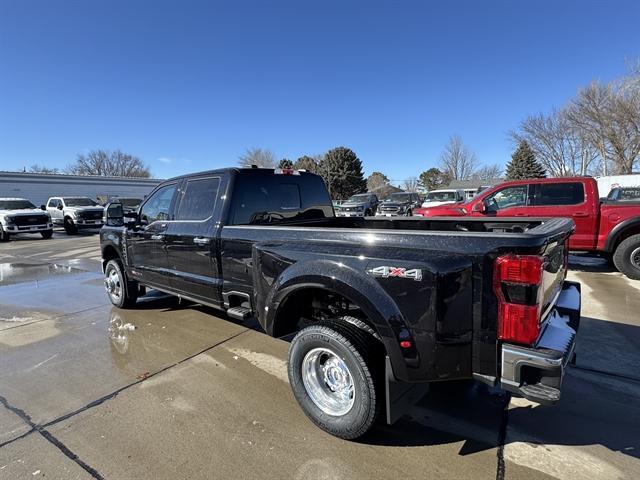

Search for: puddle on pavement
xmin=0 ymin=262 xmax=86 ymax=286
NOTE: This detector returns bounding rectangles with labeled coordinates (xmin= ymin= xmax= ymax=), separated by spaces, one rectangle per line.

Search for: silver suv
xmin=335 ymin=193 xmax=380 ymax=217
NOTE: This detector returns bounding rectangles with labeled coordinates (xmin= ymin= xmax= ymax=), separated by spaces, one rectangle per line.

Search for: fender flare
xmin=604 ymin=217 xmax=640 ymax=252
xmin=261 ymin=258 xmax=413 ymax=380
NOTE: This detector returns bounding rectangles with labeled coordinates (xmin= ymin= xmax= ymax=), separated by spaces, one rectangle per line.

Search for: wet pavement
xmin=0 ymin=236 xmax=639 ymax=479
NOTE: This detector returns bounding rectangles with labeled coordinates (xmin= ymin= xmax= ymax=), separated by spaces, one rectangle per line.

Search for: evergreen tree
xmin=318 ymin=147 xmax=367 ymax=199
xmin=293 ymin=155 xmax=319 ymax=173
xmin=505 ymin=141 xmax=546 ymax=180
xmin=278 ymin=158 xmax=293 ymax=168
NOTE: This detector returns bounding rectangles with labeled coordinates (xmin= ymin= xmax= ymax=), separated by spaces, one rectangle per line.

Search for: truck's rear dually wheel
xmin=288 ymin=319 xmax=382 ymax=439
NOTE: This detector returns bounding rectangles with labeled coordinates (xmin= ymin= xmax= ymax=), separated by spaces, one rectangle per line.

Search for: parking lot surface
xmin=1 ymin=232 xmax=639 ymax=479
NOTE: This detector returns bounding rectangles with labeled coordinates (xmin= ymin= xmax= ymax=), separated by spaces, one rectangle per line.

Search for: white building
xmin=0 ymin=171 xmax=162 ymax=205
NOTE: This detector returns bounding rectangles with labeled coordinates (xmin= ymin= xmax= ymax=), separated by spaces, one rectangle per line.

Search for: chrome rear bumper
xmin=500 ymin=282 xmax=580 ymax=405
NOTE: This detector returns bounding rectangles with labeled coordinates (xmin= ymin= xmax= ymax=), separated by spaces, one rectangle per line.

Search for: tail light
xmin=493 ymin=254 xmax=544 ymax=346
xmin=274 ymin=168 xmax=300 ymax=176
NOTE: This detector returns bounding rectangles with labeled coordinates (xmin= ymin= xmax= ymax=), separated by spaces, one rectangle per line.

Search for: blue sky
xmin=1 ymin=0 xmax=638 ymax=183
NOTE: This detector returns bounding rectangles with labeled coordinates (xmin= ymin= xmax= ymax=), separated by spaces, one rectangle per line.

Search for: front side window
xmin=47 ymin=199 xmax=58 ymax=208
xmin=534 ymin=183 xmax=584 ymax=206
xmin=176 ymin=177 xmax=221 ymax=221
xmin=140 ymin=184 xmax=177 ymax=224
xmin=486 ymin=185 xmax=529 ymax=210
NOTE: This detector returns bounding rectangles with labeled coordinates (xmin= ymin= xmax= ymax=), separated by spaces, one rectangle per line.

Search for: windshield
xmin=346 ymin=194 xmax=371 ymax=202
xmin=385 ymin=193 xmax=411 ymax=202
xmin=0 ymin=200 xmax=37 ymax=210
xmin=425 ymin=191 xmax=456 ymax=202
xmin=64 ymin=197 xmax=99 ymax=207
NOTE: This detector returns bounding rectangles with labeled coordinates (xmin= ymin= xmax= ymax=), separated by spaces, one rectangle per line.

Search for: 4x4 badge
xmin=368 ymin=266 xmax=422 ymax=281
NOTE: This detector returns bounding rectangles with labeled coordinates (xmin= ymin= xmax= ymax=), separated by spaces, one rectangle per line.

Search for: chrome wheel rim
xmin=301 ymin=347 xmax=355 ymax=416
xmin=631 ymin=247 xmax=640 ymax=269
xmin=104 ymin=267 xmax=122 ymax=303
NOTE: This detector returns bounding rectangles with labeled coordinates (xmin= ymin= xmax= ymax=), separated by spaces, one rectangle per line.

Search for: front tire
xmin=41 ymin=230 xmax=53 ymax=239
xmin=288 ymin=320 xmax=382 ymax=439
xmin=613 ymin=234 xmax=640 ymax=280
xmin=104 ymin=259 xmax=138 ymax=308
xmin=0 ymin=225 xmax=9 ymax=242
xmin=64 ymin=217 xmax=78 ymax=235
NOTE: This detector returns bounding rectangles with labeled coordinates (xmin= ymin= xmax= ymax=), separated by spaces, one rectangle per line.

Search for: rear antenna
xmin=251 ymin=164 xmax=258 ymax=169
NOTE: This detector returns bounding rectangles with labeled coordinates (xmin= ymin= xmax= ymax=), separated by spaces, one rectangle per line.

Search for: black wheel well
xmin=273 ymin=287 xmax=381 ymax=341
xmin=102 ymin=245 xmax=121 ymax=270
xmin=611 ymin=225 xmax=640 ymax=252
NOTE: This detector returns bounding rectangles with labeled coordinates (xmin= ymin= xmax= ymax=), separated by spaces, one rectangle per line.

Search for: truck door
xmin=129 ymin=183 xmax=178 ymax=287
xmin=164 ymin=175 xmax=224 ymax=305
xmin=47 ymin=198 xmax=63 ymax=225
xmin=478 ymin=184 xmax=532 ymax=217
xmin=531 ymin=181 xmax=596 ymax=250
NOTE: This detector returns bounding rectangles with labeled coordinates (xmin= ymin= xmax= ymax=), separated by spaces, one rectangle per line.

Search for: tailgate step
xmin=227 ymin=306 xmax=253 ymax=321
xmin=519 ymin=383 xmax=561 ymax=405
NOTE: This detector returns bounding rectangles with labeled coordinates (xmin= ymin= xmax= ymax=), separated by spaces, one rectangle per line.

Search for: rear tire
xmin=288 ymin=319 xmax=383 ymax=439
xmin=613 ymin=234 xmax=640 ymax=280
xmin=64 ymin=217 xmax=78 ymax=235
xmin=104 ymin=259 xmax=138 ymax=308
xmin=41 ymin=230 xmax=53 ymax=239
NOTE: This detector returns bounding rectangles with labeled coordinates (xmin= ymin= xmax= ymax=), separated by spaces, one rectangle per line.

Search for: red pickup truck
xmin=414 ymin=176 xmax=640 ymax=279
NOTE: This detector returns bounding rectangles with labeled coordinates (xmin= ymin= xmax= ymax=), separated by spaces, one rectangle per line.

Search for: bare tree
xmin=439 ymin=135 xmax=478 ymax=181
xmin=29 ymin=164 xmax=60 ymax=174
xmin=402 ymin=177 xmax=419 ymax=192
xmin=66 ymin=149 xmax=151 ymax=177
xmin=567 ymin=72 xmax=640 ymax=175
xmin=471 ymin=163 xmax=502 ymax=180
xmin=238 ymin=148 xmax=276 ymax=168
xmin=511 ymin=109 xmax=598 ymax=176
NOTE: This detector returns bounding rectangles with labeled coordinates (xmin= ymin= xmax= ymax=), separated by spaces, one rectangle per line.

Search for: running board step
xmin=226 ymin=306 xmax=253 ymax=321
xmin=519 ymin=383 xmax=561 ymax=405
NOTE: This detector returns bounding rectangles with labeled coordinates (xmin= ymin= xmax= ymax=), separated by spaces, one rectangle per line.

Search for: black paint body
xmin=101 ymin=168 xmax=574 ymax=384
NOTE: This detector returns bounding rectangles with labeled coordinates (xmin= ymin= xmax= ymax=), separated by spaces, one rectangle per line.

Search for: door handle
xmin=193 ymin=237 xmax=210 ymax=245
xmin=572 ymin=213 xmax=588 ymax=217
xmin=150 ymin=234 xmax=165 ymax=241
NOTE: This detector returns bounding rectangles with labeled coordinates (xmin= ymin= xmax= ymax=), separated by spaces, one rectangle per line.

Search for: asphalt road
xmin=0 ymin=231 xmax=639 ymax=480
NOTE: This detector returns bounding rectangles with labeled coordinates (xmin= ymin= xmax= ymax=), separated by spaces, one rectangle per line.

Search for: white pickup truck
xmin=0 ymin=198 xmax=53 ymax=241
xmin=45 ymin=196 xmax=105 ymax=235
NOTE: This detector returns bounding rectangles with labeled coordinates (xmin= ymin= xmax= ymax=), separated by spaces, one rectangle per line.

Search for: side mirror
xmin=57 ymin=204 xmax=63 ymax=210
xmin=40 ymin=205 xmax=46 ymax=211
xmin=473 ymin=201 xmax=487 ymax=214
xmin=105 ymin=202 xmax=125 ymax=227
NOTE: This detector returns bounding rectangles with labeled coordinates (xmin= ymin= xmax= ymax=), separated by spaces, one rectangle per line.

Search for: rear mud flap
xmin=385 ymin=357 xmax=429 ymax=425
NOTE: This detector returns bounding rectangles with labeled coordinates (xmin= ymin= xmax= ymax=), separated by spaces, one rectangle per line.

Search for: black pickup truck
xmin=101 ymin=167 xmax=581 ymax=439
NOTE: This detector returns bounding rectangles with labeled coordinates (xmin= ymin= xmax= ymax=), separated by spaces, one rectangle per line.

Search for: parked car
xmin=45 ymin=196 xmax=105 ymax=235
xmin=418 ymin=189 xmax=466 ymax=209
xmin=101 ymin=167 xmax=581 ymax=439
xmin=334 ymin=193 xmax=380 ymax=217
xmin=0 ymin=198 xmax=53 ymax=241
xmin=414 ymin=177 xmax=640 ymax=279
xmin=605 ymin=187 xmax=640 ymax=203
xmin=376 ymin=192 xmax=422 ymax=217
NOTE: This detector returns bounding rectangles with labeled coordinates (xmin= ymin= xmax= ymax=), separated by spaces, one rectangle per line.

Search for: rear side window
xmin=230 ymin=173 xmax=332 ymax=225
xmin=535 ymin=183 xmax=585 ymax=206
xmin=176 ymin=177 xmax=221 ymax=221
